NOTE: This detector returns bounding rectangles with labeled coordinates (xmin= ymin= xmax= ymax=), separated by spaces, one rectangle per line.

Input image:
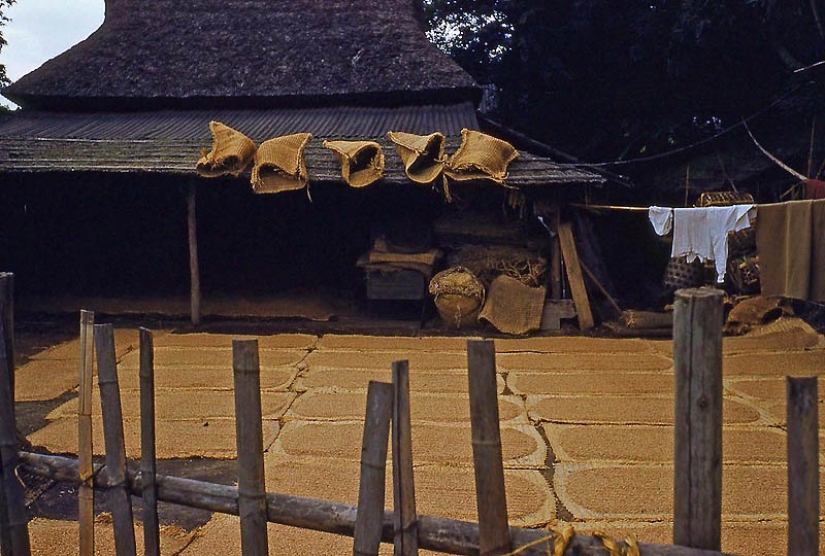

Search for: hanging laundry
xmin=648 ymin=206 xmax=673 ymax=236
xmin=806 ymin=178 xmax=825 ymax=200
xmin=649 ymin=205 xmax=755 ymax=283
xmin=756 ymin=199 xmax=825 ymax=302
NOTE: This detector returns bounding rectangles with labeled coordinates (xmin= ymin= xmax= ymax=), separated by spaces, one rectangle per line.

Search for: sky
xmin=1 ymin=0 xmax=105 ymax=106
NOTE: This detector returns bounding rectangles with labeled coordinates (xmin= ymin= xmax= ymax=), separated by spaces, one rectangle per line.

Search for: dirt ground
xmin=9 ymin=312 xmax=825 ymax=556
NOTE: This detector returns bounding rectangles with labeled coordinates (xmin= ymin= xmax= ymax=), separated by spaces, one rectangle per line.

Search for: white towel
xmin=671 ymin=205 xmax=755 ymax=282
xmin=648 ymin=206 xmax=673 ymax=235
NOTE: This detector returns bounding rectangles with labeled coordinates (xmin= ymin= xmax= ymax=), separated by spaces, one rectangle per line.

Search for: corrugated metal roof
xmin=0 ymin=104 xmax=480 ymax=140
xmin=0 ymin=105 xmax=605 ymax=186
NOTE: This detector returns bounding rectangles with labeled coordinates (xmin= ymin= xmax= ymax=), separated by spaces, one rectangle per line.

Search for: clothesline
xmin=571 ymin=203 xmax=656 ymax=212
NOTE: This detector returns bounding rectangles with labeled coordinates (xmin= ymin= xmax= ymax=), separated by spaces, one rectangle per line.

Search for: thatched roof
xmin=3 ymin=0 xmax=479 ymax=111
xmin=0 ymin=105 xmax=605 ymax=186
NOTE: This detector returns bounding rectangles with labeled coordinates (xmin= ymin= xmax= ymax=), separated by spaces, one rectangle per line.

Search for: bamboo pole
xmin=18 ymin=451 xmax=729 ymax=556
xmin=354 ymin=381 xmax=394 ymax=556
xmin=187 ymin=182 xmax=201 ymax=327
xmin=95 ymin=323 xmax=137 ymax=556
xmin=232 ymin=339 xmax=268 ymax=556
xmin=672 ymin=288 xmax=723 ymax=551
xmin=467 ymin=340 xmax=510 ymax=556
xmin=392 ymin=361 xmax=418 ymax=556
xmin=78 ymin=310 xmax=95 ymax=556
xmin=0 ymin=319 xmax=30 ymax=556
xmin=139 ymin=328 xmax=160 ymax=556
xmin=786 ymin=376 xmax=819 ymax=556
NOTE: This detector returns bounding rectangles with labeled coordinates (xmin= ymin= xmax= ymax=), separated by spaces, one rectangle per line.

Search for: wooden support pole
xmin=549 ymin=208 xmax=562 ymax=300
xmin=467 ymin=340 xmax=510 ymax=556
xmin=787 ymin=376 xmax=819 ymax=556
xmin=95 ymin=324 xmax=137 ymax=556
xmin=557 ymin=222 xmax=594 ymax=330
xmin=20 ymin=451 xmax=730 ymax=556
xmin=392 ymin=361 xmax=419 ymax=556
xmin=139 ymin=328 xmax=160 ymax=556
xmin=77 ymin=310 xmax=95 ymax=556
xmin=354 ymin=381 xmax=394 ymax=556
xmin=0 ymin=319 xmax=30 ymax=556
xmin=0 ymin=274 xmax=14 ymax=411
xmin=187 ymin=183 xmax=201 ymax=327
xmin=672 ymin=288 xmax=723 ymax=551
xmin=232 ymin=339 xmax=269 ymax=556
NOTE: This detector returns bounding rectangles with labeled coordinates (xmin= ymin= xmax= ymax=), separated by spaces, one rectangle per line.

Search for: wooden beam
xmin=139 ymin=328 xmax=160 ymax=556
xmin=557 ymin=223 xmax=594 ymax=330
xmin=78 ymin=310 xmax=95 ymax=556
xmin=187 ymin=183 xmax=201 ymax=326
xmin=392 ymin=361 xmax=419 ymax=556
xmin=787 ymin=376 xmax=819 ymax=556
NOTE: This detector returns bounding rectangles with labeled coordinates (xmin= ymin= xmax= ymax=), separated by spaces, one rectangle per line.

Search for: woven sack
xmin=478 ymin=275 xmax=546 ymax=335
xmin=323 ymin=140 xmax=384 ymax=188
xmin=387 ymin=131 xmax=446 ymax=184
xmin=429 ymin=267 xmax=485 ymax=329
xmin=251 ymin=133 xmax=313 ymax=194
xmin=444 ymin=129 xmax=518 ymax=183
xmin=196 ymin=121 xmax=256 ymax=177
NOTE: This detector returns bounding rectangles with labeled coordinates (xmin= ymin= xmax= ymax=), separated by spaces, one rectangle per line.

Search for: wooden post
xmin=557 ymin=222 xmax=594 ymax=330
xmin=672 ymin=288 xmax=723 ymax=551
xmin=139 ymin=328 xmax=160 ymax=556
xmin=467 ymin=340 xmax=510 ymax=556
xmin=78 ymin=310 xmax=95 ymax=556
xmin=549 ymin=208 xmax=562 ymax=300
xmin=0 ymin=319 xmax=31 ymax=556
xmin=232 ymin=339 xmax=268 ymax=556
xmin=354 ymin=381 xmax=394 ymax=556
xmin=787 ymin=376 xmax=819 ymax=556
xmin=95 ymin=324 xmax=137 ymax=556
xmin=0 ymin=274 xmax=14 ymax=408
xmin=188 ymin=182 xmax=201 ymax=327
xmin=392 ymin=361 xmax=418 ymax=556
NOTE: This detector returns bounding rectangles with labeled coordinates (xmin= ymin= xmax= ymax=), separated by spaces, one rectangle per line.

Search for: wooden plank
xmin=579 ymin=260 xmax=623 ymax=317
xmin=467 ymin=340 xmax=510 ymax=556
xmin=549 ymin=207 xmax=562 ymax=299
xmin=78 ymin=310 xmax=95 ymax=556
xmin=557 ymin=222 xmax=594 ymax=330
xmin=787 ymin=376 xmax=819 ymax=556
xmin=672 ymin=288 xmax=723 ymax=551
xmin=392 ymin=361 xmax=419 ymax=556
xmin=20 ymin=451 xmax=733 ymax=556
xmin=232 ymin=339 xmax=269 ymax=556
xmin=354 ymin=381 xmax=393 ymax=556
xmin=187 ymin=183 xmax=201 ymax=326
xmin=0 ymin=319 xmax=31 ymax=556
xmin=95 ymin=323 xmax=137 ymax=556
xmin=139 ymin=328 xmax=160 ymax=556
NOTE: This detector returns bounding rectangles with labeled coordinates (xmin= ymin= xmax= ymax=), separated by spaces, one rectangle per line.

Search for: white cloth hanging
xmin=648 ymin=206 xmax=673 ymax=235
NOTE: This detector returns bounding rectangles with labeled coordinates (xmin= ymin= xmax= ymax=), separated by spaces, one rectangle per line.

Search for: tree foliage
xmin=0 ymin=0 xmax=16 ymax=88
xmin=424 ymin=0 xmax=825 ymax=162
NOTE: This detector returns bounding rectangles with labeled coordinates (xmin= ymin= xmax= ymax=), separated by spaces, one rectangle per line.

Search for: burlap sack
xmin=196 ymin=121 xmax=256 ymax=177
xmin=479 ymin=275 xmax=546 ymax=335
xmin=429 ymin=267 xmax=485 ymax=329
xmin=445 ymin=129 xmax=519 ymax=183
xmin=323 ymin=140 xmax=384 ymax=188
xmin=251 ymin=133 xmax=313 ymax=194
xmin=387 ymin=131 xmax=446 ymax=184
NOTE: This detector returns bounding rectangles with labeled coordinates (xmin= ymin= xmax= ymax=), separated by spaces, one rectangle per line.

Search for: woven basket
xmin=429 ymin=267 xmax=485 ymax=329
xmin=697 ymin=191 xmax=754 ymax=207
xmin=727 ymin=255 xmax=760 ymax=294
xmin=663 ymin=257 xmax=706 ymax=290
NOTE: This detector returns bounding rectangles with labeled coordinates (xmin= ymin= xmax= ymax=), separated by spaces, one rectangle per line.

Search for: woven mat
xmin=479 ymin=275 xmax=546 ymax=335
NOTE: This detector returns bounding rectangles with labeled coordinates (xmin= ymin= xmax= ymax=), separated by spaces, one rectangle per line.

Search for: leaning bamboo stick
xmin=232 ymin=339 xmax=268 ymax=556
xmin=19 ymin=451 xmax=727 ymax=556
xmin=467 ymin=340 xmax=510 ymax=556
xmin=95 ymin=323 xmax=137 ymax=556
xmin=0 ymin=319 xmax=31 ymax=556
xmin=77 ymin=310 xmax=95 ymax=556
xmin=0 ymin=273 xmax=14 ymax=555
xmin=354 ymin=381 xmax=394 ymax=556
xmin=392 ymin=361 xmax=419 ymax=556
xmin=139 ymin=328 xmax=160 ymax=556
